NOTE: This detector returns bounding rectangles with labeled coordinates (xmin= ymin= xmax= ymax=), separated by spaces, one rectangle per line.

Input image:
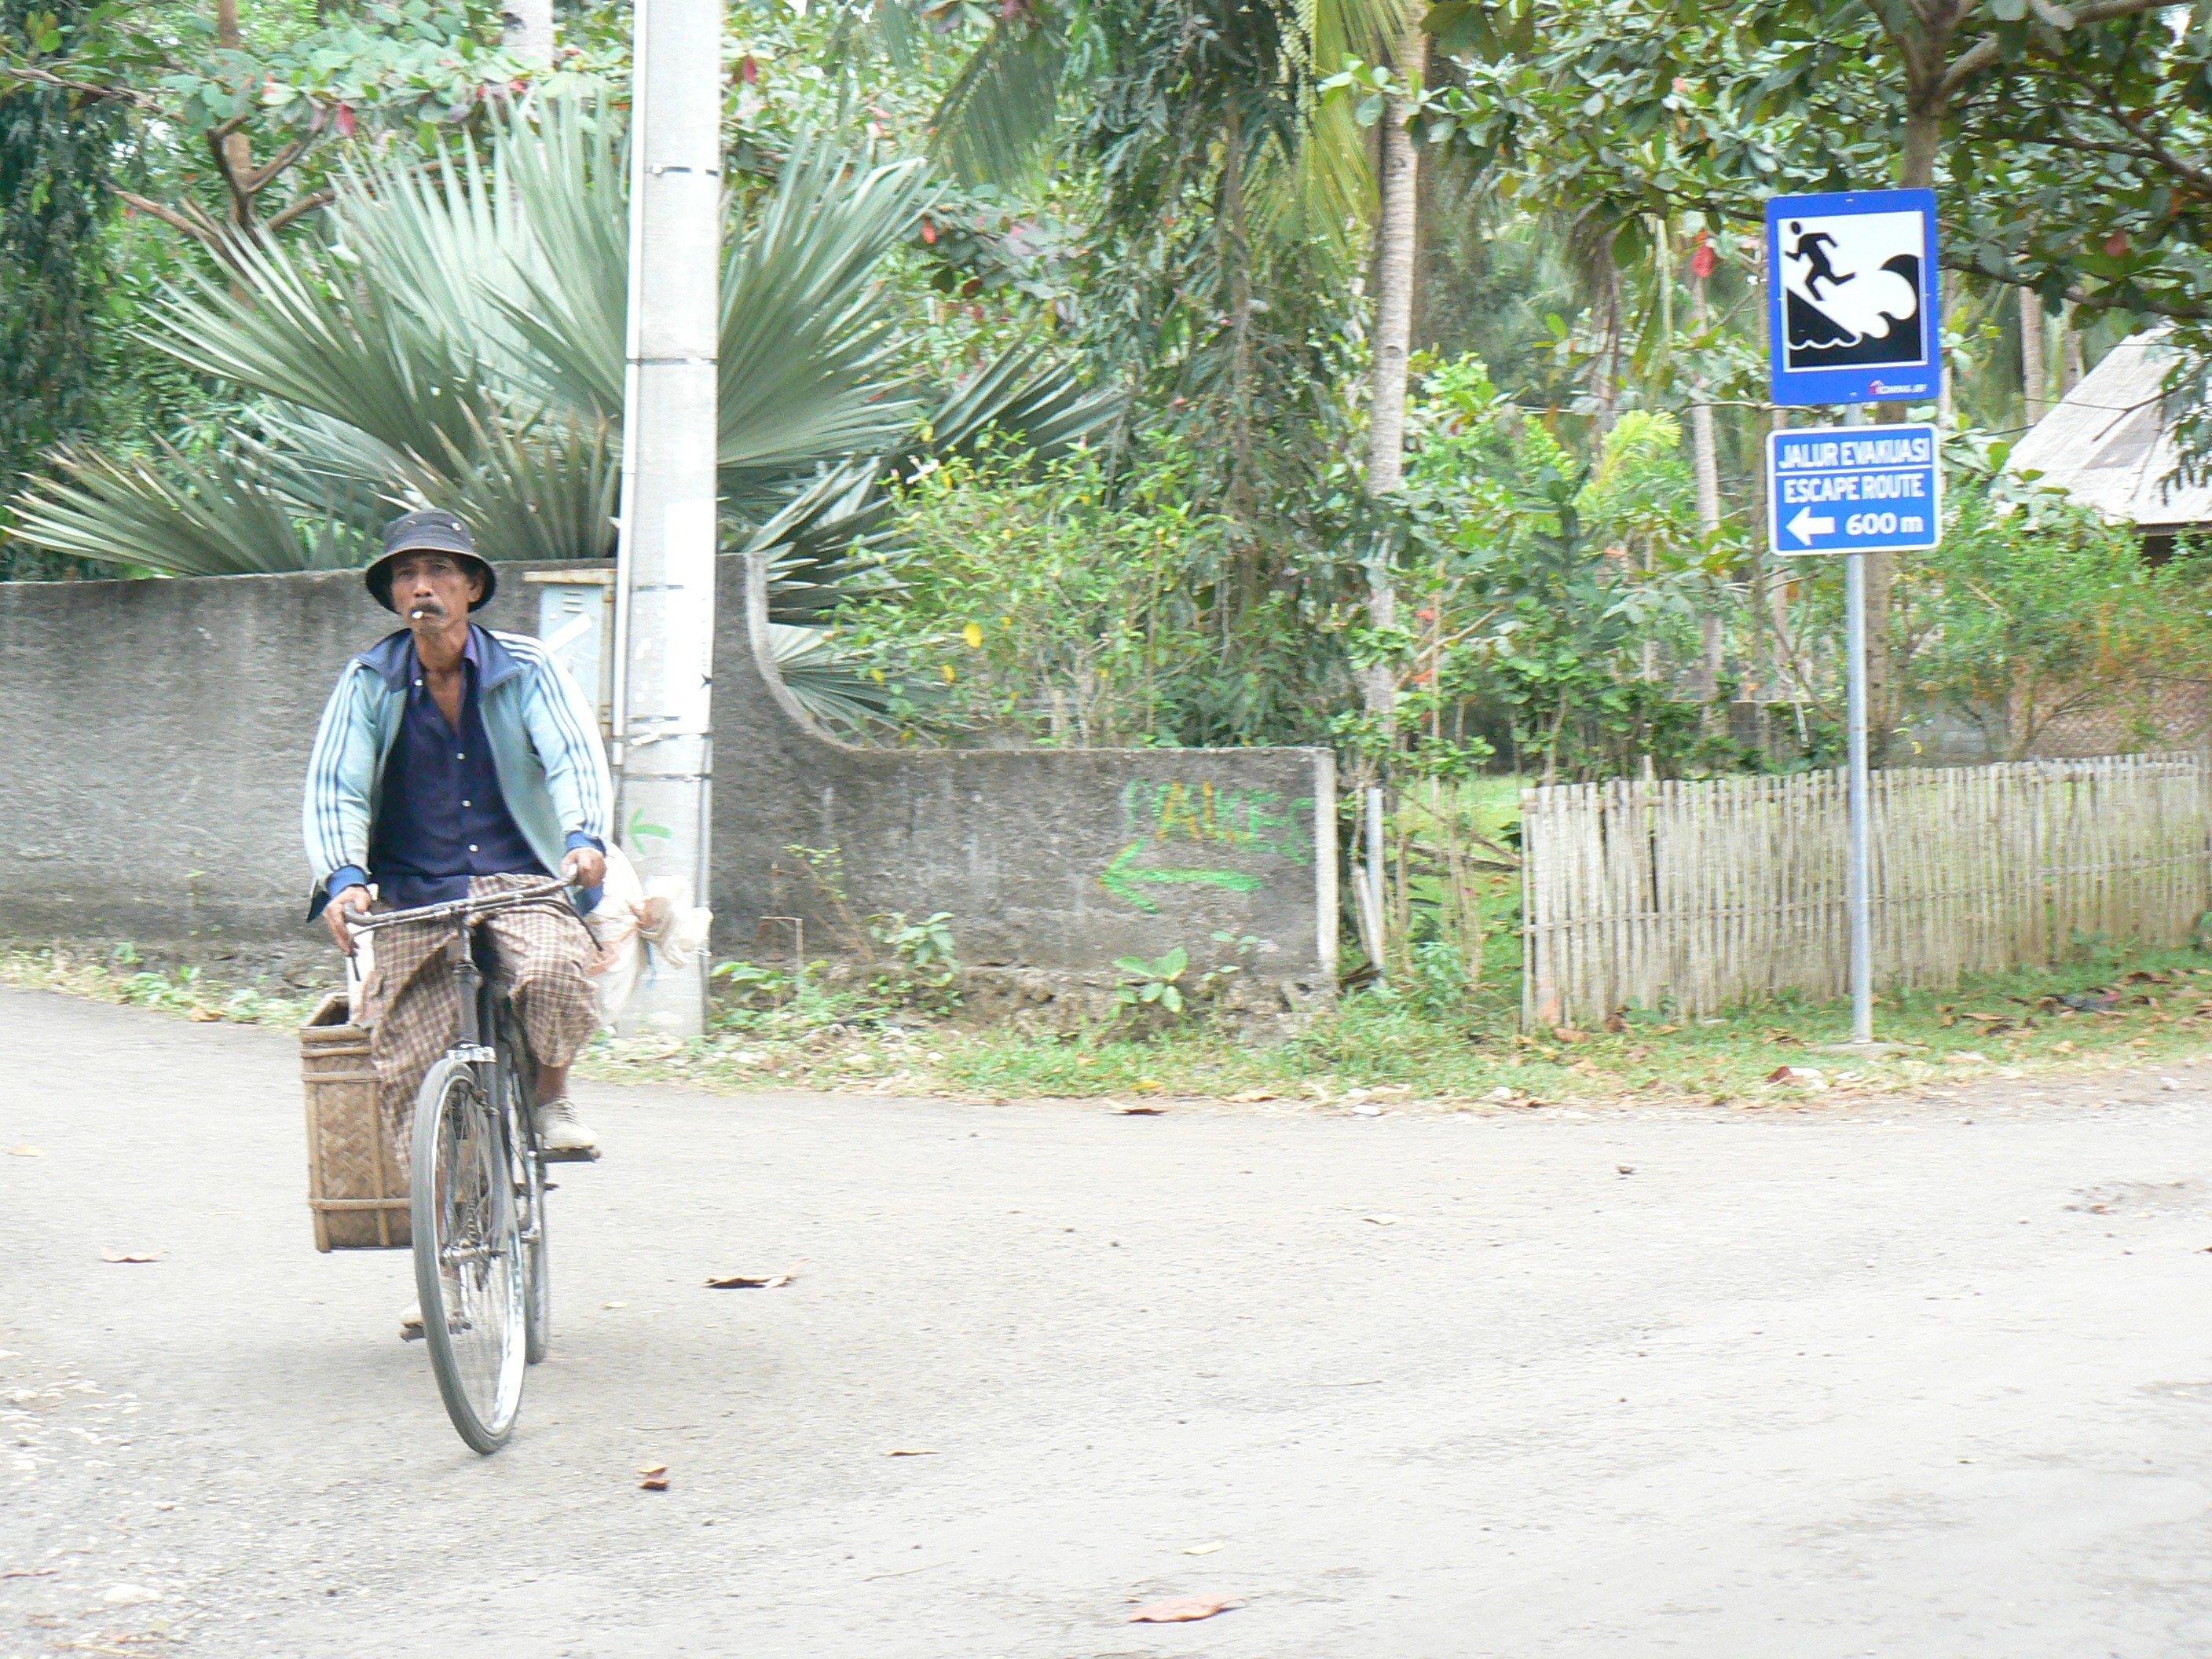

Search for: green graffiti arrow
xmin=628 ymin=808 xmax=673 ymax=842
xmin=1099 ymin=842 xmax=1266 ymax=914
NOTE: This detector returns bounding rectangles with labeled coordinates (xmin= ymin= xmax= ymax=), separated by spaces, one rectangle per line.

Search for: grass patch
xmin=584 ymin=946 xmax=2212 ymax=1106
xmin=0 ymin=943 xmax=324 ymax=1027
xmin=13 ymin=936 xmax=2212 ymax=1109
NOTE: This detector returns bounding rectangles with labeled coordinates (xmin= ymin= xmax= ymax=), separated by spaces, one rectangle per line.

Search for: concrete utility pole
xmin=613 ymin=0 xmax=723 ymax=1037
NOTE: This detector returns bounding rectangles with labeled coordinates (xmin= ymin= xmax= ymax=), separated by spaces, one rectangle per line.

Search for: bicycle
xmin=347 ymin=875 xmax=594 ymax=1453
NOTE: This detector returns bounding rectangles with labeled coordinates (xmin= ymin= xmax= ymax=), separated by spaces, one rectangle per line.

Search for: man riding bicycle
xmin=302 ymin=510 xmax=611 ymax=1334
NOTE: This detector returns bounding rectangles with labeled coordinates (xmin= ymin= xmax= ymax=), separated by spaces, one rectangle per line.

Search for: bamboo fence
xmin=1521 ymin=753 xmax=2212 ymax=1030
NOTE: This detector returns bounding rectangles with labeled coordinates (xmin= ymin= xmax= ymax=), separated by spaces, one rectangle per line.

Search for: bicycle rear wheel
xmin=493 ymin=1015 xmax=551 ymax=1364
xmin=411 ymin=1056 xmax=526 ymax=1454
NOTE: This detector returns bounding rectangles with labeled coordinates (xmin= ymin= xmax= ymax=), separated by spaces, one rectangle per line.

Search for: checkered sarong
xmin=358 ymin=873 xmax=599 ymax=1163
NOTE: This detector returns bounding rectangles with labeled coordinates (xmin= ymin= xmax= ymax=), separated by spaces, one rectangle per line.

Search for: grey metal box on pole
xmin=613 ymin=0 xmax=723 ymax=1038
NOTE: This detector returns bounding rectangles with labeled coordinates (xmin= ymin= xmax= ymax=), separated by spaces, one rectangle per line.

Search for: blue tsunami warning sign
xmin=1767 ymin=424 xmax=1942 ymax=556
xmin=1766 ymin=189 xmax=1940 ymax=406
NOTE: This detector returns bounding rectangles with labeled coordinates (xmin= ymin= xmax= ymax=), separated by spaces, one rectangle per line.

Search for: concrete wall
xmin=711 ymin=555 xmax=1335 ymax=987
xmin=0 ymin=561 xmax=1335 ymax=994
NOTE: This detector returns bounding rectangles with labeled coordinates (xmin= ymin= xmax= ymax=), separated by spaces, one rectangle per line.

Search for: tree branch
xmin=0 ymin=61 xmax=161 ymax=110
xmin=206 ymin=125 xmax=255 ymax=223
xmin=262 ymin=187 xmax=338 ymax=233
xmin=1939 ymin=0 xmax=2174 ymax=101
xmin=242 ymin=134 xmax=315 ymax=197
xmin=115 ymin=189 xmax=225 ymax=245
xmin=1945 ymin=251 xmax=2212 ymax=321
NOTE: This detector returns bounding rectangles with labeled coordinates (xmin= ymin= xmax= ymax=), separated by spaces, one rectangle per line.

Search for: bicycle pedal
xmin=539 ymin=1145 xmax=601 ymax=1164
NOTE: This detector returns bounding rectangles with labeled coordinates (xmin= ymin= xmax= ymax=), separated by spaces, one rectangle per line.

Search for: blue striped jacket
xmin=301 ymin=625 xmax=611 ymax=918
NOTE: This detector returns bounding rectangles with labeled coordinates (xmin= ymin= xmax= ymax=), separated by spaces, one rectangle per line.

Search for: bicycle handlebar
xmin=344 ymin=875 xmax=576 ymax=936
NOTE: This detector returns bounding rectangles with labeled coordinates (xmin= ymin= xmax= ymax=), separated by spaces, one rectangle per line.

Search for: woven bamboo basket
xmin=300 ymin=991 xmax=409 ymax=1250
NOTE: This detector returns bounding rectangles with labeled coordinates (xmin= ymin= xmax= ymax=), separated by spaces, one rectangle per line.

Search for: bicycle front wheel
xmin=411 ymin=1056 xmax=527 ymax=1454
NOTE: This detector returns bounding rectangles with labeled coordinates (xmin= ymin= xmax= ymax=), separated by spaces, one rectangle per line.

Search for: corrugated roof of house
xmin=2005 ymin=328 xmax=2212 ymax=531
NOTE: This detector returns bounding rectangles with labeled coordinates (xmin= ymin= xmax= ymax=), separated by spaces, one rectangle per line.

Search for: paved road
xmin=5 ymin=987 xmax=2212 ymax=1657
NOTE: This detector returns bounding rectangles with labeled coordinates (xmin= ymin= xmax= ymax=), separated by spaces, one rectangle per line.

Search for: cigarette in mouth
xmin=409 ymin=608 xmax=427 ymax=619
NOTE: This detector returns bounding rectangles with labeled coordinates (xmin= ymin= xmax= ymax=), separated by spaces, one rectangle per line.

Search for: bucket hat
xmin=364 ymin=509 xmax=496 ymax=612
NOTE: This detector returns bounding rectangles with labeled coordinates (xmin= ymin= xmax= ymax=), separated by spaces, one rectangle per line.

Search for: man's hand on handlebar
xmin=562 ymin=846 xmax=606 ymax=890
xmin=326 ymin=884 xmax=373 ymax=954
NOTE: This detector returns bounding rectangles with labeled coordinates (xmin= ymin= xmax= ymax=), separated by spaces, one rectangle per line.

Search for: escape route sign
xmin=1766 ymin=423 xmax=1942 ymax=557
xmin=1766 ymin=189 xmax=1940 ymax=405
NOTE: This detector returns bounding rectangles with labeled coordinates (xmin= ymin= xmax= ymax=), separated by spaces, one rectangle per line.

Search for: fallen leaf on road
xmin=1183 ymin=1541 xmax=1223 ymax=1555
xmin=638 ymin=1465 xmax=670 ymax=1491
xmin=2053 ymin=1039 xmax=2077 ymax=1053
xmin=99 ymin=1251 xmax=160 ymax=1264
xmin=705 ymin=1272 xmax=792 ymax=1289
xmin=9 ymin=1146 xmax=41 ymax=1157
xmin=0 ymin=1569 xmax=56 ymax=1580
xmin=1765 ymin=1066 xmax=1826 ymax=1087
xmin=1128 ymin=1595 xmax=1240 ymax=1623
xmin=1227 ymin=1090 xmax=1276 ymax=1102
xmin=1942 ymin=1051 xmax=1990 ymax=1065
xmin=1363 ymin=1214 xmax=1401 ymax=1225
xmin=884 ymin=1447 xmax=938 ymax=1457
xmin=1350 ymin=1102 xmax=1383 ymax=1117
xmin=187 ymin=1007 xmax=222 ymax=1023
xmin=1117 ymin=1104 xmax=1166 ymax=1115
xmin=1617 ymin=1165 xmax=1636 ymax=1175
xmin=101 ymin=1584 xmax=160 ymax=1606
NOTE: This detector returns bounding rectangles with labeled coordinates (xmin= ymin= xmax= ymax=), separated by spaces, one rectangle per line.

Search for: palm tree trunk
xmin=503 ymin=0 xmax=558 ymax=64
xmin=1689 ymin=244 xmax=1724 ymax=703
xmin=2020 ymin=287 xmax=2047 ymax=424
xmin=1361 ymin=22 xmax=1419 ymax=713
xmin=1588 ymin=229 xmax=1622 ymax=439
xmin=1354 ymin=20 xmax=1423 ymax=971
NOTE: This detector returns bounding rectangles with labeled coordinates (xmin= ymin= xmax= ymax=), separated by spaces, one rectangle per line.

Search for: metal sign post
xmin=1767 ymin=183 xmax=1944 ymax=1043
xmin=1766 ymin=416 xmax=1940 ymax=1043
xmin=1841 ymin=410 xmax=1874 ymax=1046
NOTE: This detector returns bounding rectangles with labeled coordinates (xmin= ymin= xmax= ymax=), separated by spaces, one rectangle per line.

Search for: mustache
xmin=406 ymin=599 xmax=449 ymax=620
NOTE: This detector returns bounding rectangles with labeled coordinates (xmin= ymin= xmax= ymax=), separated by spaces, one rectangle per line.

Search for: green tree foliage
xmin=0 ymin=0 xmax=118 ymax=577
xmin=1895 ymin=456 xmax=2212 ymax=757
xmin=839 ymin=440 xmax=1345 ymax=746
xmin=0 ymin=1 xmax=584 ymax=255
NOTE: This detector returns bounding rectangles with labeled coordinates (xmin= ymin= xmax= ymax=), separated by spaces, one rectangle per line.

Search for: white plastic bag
xmin=584 ymin=844 xmax=714 ymax=1028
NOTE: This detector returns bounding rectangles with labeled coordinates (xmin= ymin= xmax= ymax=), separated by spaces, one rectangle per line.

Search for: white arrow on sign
xmin=1786 ymin=505 xmax=1836 ymax=543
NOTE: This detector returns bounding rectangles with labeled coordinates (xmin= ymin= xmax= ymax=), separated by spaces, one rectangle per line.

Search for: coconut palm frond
xmin=930 ymin=14 xmax=1068 ymax=187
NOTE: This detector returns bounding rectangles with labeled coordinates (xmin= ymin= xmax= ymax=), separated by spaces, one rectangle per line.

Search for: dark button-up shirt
xmin=328 ymin=635 xmax=553 ymax=910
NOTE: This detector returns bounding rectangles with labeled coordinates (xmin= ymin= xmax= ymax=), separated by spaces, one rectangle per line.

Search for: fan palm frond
xmin=147 ymin=235 xmax=499 ymax=483
xmin=745 ymin=460 xmax=903 ymax=624
xmin=920 ymin=339 xmax=1127 ymax=463
xmin=767 ymin=623 xmax=896 ymax=727
xmin=9 ymin=441 xmax=361 ymax=575
xmin=718 ymin=141 xmax=938 ymax=511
